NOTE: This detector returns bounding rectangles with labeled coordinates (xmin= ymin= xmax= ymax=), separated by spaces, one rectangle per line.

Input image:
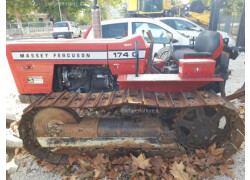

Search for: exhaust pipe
xmin=92 ymin=0 xmax=102 ymax=38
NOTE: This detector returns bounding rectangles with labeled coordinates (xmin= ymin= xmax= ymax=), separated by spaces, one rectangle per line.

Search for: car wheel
xmin=53 ymin=36 xmax=58 ymax=39
xmin=70 ymin=33 xmax=74 ymax=39
xmin=78 ymin=31 xmax=82 ymax=38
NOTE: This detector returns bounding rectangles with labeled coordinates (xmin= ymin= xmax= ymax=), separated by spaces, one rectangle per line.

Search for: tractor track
xmin=18 ymin=90 xmax=245 ymax=164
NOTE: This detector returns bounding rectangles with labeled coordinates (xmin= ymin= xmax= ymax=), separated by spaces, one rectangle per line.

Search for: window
xmin=53 ymin=22 xmax=68 ymax=27
xmin=132 ymin=22 xmax=171 ymax=44
xmin=102 ymin=23 xmax=128 ymax=38
xmin=174 ymin=19 xmax=197 ymax=30
xmin=161 ymin=19 xmax=197 ymax=31
xmin=139 ymin=0 xmax=163 ymax=12
xmin=160 ymin=19 xmax=176 ymax=29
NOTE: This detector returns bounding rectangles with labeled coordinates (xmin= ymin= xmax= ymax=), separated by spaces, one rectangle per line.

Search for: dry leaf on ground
xmin=208 ymin=143 xmax=224 ymax=156
xmin=108 ymin=169 xmax=118 ymax=179
xmin=131 ymin=153 xmax=151 ymax=171
xmin=219 ymin=164 xmax=235 ymax=179
xmin=170 ymin=161 xmax=190 ymax=180
xmin=43 ymin=163 xmax=57 ymax=172
xmin=151 ymin=156 xmax=164 ymax=175
xmin=93 ymin=153 xmax=109 ymax=165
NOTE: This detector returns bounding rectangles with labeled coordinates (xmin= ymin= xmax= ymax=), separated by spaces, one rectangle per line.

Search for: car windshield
xmin=54 ymin=22 xmax=68 ymax=27
xmin=160 ymin=19 xmax=197 ymax=31
xmin=132 ymin=22 xmax=171 ymax=44
xmin=139 ymin=0 xmax=163 ymax=12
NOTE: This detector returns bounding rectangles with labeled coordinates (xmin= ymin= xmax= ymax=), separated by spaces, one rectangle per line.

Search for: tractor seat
xmin=173 ymin=30 xmax=223 ymax=62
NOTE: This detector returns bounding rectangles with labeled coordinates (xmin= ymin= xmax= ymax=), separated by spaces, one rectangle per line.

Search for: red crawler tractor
xmin=6 ymin=29 xmax=244 ymax=164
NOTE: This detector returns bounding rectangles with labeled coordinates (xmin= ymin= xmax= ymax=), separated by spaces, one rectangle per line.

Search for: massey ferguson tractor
xmin=6 ymin=1 xmax=244 ymax=165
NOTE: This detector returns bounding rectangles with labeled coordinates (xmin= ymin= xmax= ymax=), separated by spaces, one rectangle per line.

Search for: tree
xmin=98 ymin=0 xmax=122 ymax=20
xmin=33 ymin=0 xmax=91 ymax=22
xmin=6 ymin=0 xmax=34 ymax=23
xmin=75 ymin=0 xmax=123 ymax=25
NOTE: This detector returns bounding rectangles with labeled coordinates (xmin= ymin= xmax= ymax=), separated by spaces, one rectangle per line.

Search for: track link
xmin=19 ymin=90 xmax=244 ymax=164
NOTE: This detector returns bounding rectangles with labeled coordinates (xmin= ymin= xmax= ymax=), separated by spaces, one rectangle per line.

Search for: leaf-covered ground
xmin=14 ymin=143 xmax=236 ymax=180
xmin=12 ymin=105 xmax=245 ymax=180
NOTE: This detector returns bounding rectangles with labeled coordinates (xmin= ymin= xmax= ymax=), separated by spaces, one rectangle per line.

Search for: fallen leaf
xmin=15 ymin=151 xmax=30 ymax=160
xmin=68 ymin=156 xmax=78 ymax=166
xmin=204 ymin=168 xmax=214 ymax=179
xmin=162 ymin=173 xmax=174 ymax=180
xmin=108 ymin=169 xmax=118 ymax=179
xmin=137 ymin=169 xmax=144 ymax=175
xmin=43 ymin=163 xmax=57 ymax=172
xmin=206 ymin=154 xmax=224 ymax=165
xmin=131 ymin=153 xmax=151 ymax=171
xmin=62 ymin=176 xmax=70 ymax=180
xmin=219 ymin=164 xmax=235 ymax=179
xmin=78 ymin=159 xmax=91 ymax=169
xmin=15 ymin=147 xmax=22 ymax=156
xmin=195 ymin=149 xmax=206 ymax=157
xmin=62 ymin=175 xmax=78 ymax=180
xmin=138 ymin=175 xmax=146 ymax=180
xmin=21 ymin=161 xmax=26 ymax=167
xmin=161 ymin=161 xmax=169 ymax=174
xmin=93 ymin=153 xmax=109 ymax=165
xmin=170 ymin=161 xmax=190 ymax=180
xmin=80 ymin=171 xmax=94 ymax=179
xmin=112 ymin=156 xmax=130 ymax=165
xmin=98 ymin=174 xmax=105 ymax=179
xmin=186 ymin=166 xmax=197 ymax=175
xmin=151 ymin=156 xmax=163 ymax=175
xmin=41 ymin=161 xmax=49 ymax=166
xmin=94 ymin=169 xmax=101 ymax=178
xmin=238 ymin=107 xmax=245 ymax=115
xmin=209 ymin=166 xmax=218 ymax=175
xmin=146 ymin=171 xmax=152 ymax=177
xmin=54 ymin=165 xmax=67 ymax=175
xmin=171 ymin=161 xmax=185 ymax=171
xmin=193 ymin=157 xmax=204 ymax=168
xmin=208 ymin=143 xmax=224 ymax=156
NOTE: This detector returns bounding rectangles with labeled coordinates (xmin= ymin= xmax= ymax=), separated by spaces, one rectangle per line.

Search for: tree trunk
xmin=16 ymin=12 xmax=23 ymax=35
xmin=107 ymin=5 xmax=110 ymax=20
xmin=62 ymin=8 xmax=67 ymax=21
xmin=223 ymin=15 xmax=232 ymax=33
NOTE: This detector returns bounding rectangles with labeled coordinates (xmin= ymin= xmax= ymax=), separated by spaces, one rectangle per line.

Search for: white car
xmin=157 ymin=17 xmax=236 ymax=47
xmin=53 ymin=21 xmax=82 ymax=39
xmin=84 ymin=18 xmax=191 ymax=54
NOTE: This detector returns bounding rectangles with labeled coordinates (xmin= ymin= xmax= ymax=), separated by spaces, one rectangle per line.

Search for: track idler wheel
xmin=32 ymin=108 xmax=79 ymax=137
xmin=175 ymin=106 xmax=230 ymax=149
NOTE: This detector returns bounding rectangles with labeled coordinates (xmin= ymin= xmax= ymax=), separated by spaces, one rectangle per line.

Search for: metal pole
xmin=28 ymin=22 xmax=31 ymax=37
xmin=58 ymin=0 xmax=63 ymax=21
xmin=135 ymin=40 xmax=139 ymax=77
xmin=10 ymin=24 xmax=12 ymax=38
xmin=236 ymin=0 xmax=245 ymax=51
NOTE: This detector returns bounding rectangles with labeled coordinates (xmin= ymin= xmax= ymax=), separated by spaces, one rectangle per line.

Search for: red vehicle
xmin=6 ymin=30 xmax=244 ymax=164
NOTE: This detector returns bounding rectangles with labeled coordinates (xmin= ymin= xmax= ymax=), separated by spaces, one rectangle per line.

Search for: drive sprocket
xmin=175 ymin=106 xmax=230 ymax=149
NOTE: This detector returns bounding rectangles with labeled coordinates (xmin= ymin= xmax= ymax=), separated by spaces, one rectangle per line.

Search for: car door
xmin=131 ymin=22 xmax=172 ymax=54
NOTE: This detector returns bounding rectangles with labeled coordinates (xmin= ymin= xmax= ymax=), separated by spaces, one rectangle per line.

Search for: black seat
xmin=173 ymin=30 xmax=223 ymax=62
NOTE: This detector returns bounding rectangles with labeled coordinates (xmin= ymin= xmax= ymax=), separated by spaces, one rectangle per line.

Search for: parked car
xmin=157 ymin=17 xmax=236 ymax=47
xmin=84 ymin=18 xmax=191 ymax=54
xmin=53 ymin=21 xmax=82 ymax=39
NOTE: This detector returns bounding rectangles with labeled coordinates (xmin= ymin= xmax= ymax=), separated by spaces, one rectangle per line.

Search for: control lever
xmin=146 ymin=30 xmax=154 ymax=73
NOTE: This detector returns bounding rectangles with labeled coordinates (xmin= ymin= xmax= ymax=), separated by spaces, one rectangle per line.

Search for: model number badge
xmin=28 ymin=76 xmax=43 ymax=84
